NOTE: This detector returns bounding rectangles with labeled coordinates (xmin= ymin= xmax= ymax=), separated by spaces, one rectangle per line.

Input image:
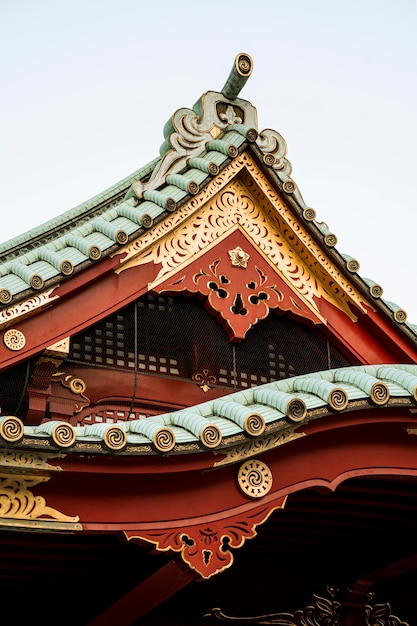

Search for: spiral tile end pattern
xmin=88 ymin=245 xmax=102 ymax=261
xmin=243 ymin=413 xmax=266 ymax=437
xmin=51 ymin=423 xmax=76 ymax=448
xmin=0 ymin=289 xmax=12 ymax=305
xmin=328 ymin=388 xmax=349 ymax=411
xmin=0 ymin=416 xmax=24 ymax=443
xmin=200 ymin=424 xmax=222 ymax=449
xmin=370 ymin=382 xmax=389 ymax=405
xmin=237 ymin=459 xmax=273 ymax=499
xmin=303 ymin=208 xmax=316 ymax=221
xmin=393 ymin=309 xmax=407 ymax=323
xmin=153 ymin=427 xmax=176 ymax=452
xmin=369 ymin=284 xmax=383 ymax=298
xmin=103 ymin=426 xmax=127 ymax=450
xmin=286 ymin=398 xmax=307 ymax=422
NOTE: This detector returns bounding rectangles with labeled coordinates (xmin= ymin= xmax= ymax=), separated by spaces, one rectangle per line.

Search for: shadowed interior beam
xmin=342 ymin=552 xmax=417 ymax=626
xmin=87 ymin=559 xmax=197 ymax=626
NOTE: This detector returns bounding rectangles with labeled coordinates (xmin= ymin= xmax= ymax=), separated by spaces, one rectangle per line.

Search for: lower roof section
xmin=1 ymin=363 xmax=417 ymax=456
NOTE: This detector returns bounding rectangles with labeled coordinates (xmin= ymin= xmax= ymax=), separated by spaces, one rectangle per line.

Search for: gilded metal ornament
xmin=0 ymin=449 xmax=81 ymax=530
xmin=237 ymin=458 xmax=273 ymax=499
xmin=3 ymin=328 xmax=26 ymax=351
xmin=0 ymin=416 xmax=24 ymax=443
xmin=228 ymin=246 xmax=250 ymax=268
xmin=214 ymin=428 xmax=306 ymax=467
xmin=192 ymin=368 xmax=218 ymax=392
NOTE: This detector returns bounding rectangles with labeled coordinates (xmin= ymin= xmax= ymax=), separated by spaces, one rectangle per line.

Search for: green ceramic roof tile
xmin=0 ymin=274 xmax=28 ymax=294
xmin=12 ymin=364 xmax=417 ymax=455
xmin=0 ymin=73 xmax=414 ymax=340
xmin=0 ymin=156 xmax=160 ymax=258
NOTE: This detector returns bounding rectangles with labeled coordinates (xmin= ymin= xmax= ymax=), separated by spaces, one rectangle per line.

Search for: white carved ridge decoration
xmin=127 ymin=91 xmax=258 ymax=200
xmin=0 ymin=289 xmax=59 ymax=330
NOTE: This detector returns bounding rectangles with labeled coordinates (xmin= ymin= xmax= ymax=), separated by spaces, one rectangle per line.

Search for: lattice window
xmin=67 ymin=293 xmax=352 ymax=390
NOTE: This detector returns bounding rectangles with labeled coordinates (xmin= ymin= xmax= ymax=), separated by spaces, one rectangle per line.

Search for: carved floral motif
xmin=127 ymin=500 xmax=285 ymax=578
xmin=207 ymin=592 xmax=410 ymax=625
xmin=0 ymin=449 xmax=81 ymax=530
xmin=116 ymin=154 xmax=368 ymax=325
xmin=155 ymin=230 xmax=322 ymax=339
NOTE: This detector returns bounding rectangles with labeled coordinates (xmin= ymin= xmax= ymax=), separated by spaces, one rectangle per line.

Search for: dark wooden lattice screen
xmin=67 ymin=293 xmax=352 ymax=391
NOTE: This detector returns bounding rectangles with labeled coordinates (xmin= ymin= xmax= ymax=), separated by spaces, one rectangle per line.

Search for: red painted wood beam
xmin=87 ymin=559 xmax=196 ymax=626
xmin=342 ymin=551 xmax=417 ymax=626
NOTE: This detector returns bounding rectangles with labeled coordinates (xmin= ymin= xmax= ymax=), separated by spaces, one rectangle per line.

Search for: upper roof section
xmin=0 ymin=54 xmax=415 ymax=345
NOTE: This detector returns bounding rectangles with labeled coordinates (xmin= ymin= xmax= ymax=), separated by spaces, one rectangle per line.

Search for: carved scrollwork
xmin=207 ymin=593 xmax=341 ymax=624
xmin=192 ymin=368 xmax=218 ymax=392
xmin=129 ymin=501 xmax=284 ymax=578
xmin=117 ymin=154 xmax=369 ymax=323
xmin=0 ymin=289 xmax=59 ymax=329
xmin=52 ymin=372 xmax=90 ymax=413
xmin=127 ymin=88 xmax=258 ymax=201
xmin=366 ymin=602 xmax=409 ymax=626
xmin=0 ymin=450 xmax=81 ymax=530
xmin=207 ymin=594 xmax=410 ymax=625
xmin=214 ymin=428 xmax=306 ymax=467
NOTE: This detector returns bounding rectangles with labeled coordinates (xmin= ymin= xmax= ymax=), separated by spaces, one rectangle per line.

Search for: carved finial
xmin=221 ymin=53 xmax=253 ymax=100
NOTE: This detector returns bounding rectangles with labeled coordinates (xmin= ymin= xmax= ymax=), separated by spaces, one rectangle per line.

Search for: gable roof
xmin=0 ymin=53 xmax=415 ymax=342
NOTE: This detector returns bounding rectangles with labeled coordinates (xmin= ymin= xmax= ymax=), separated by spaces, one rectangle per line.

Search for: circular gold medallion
xmin=237 ymin=459 xmax=273 ymax=499
xmin=3 ymin=328 xmax=26 ymax=351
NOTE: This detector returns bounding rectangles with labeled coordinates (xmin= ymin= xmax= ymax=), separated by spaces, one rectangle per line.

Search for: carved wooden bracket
xmin=156 ymin=231 xmax=321 ymax=340
xmin=126 ymin=499 xmax=285 ymax=578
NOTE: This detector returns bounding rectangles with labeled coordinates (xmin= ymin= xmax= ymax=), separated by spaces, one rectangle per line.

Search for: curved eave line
xmin=0 ymin=364 xmax=416 ymax=457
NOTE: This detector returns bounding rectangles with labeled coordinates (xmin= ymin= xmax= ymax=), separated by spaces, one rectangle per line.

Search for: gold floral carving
xmin=115 ymin=153 xmax=368 ymax=322
xmin=0 ymin=289 xmax=59 ymax=330
xmin=207 ymin=593 xmax=410 ymax=625
xmin=214 ymin=427 xmax=306 ymax=467
xmin=207 ymin=592 xmax=341 ymax=624
xmin=192 ymin=368 xmax=218 ymax=392
xmin=0 ymin=449 xmax=81 ymax=530
xmin=52 ymin=372 xmax=90 ymax=413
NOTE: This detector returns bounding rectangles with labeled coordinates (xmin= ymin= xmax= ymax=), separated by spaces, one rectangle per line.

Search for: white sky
xmin=1 ymin=1 xmax=416 ymax=321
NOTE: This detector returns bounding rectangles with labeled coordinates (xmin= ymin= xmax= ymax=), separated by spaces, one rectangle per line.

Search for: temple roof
xmin=0 ymin=54 xmax=415 ymax=340
xmin=1 ymin=363 xmax=416 ymax=455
